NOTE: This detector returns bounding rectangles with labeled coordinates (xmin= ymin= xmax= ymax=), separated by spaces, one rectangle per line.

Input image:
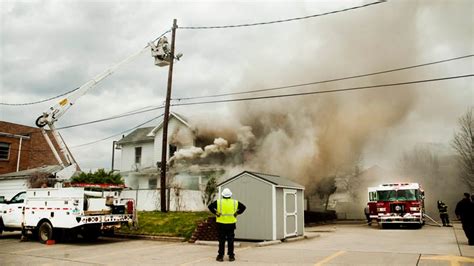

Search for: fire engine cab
xmin=367 ymin=183 xmax=425 ymax=228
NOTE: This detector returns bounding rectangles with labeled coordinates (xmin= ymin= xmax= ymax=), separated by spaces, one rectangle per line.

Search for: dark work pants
xmin=440 ymin=213 xmax=450 ymax=226
xmin=217 ymin=223 xmax=236 ymax=256
xmin=461 ymin=220 xmax=473 ymax=245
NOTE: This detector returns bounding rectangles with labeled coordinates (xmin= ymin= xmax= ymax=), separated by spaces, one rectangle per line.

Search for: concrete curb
xmin=194 ymin=240 xmax=241 ymax=247
xmin=305 ymin=226 xmax=337 ymax=233
xmin=113 ymin=233 xmax=185 ymax=242
xmin=256 ymin=240 xmax=282 ymax=247
xmin=282 ymin=236 xmax=305 ymax=242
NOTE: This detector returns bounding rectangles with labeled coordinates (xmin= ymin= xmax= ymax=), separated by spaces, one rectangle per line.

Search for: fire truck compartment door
xmin=284 ymin=189 xmax=298 ymax=238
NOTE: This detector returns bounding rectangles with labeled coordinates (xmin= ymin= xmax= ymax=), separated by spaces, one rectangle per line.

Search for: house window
xmin=0 ymin=142 xmax=10 ymax=160
xmin=169 ymin=144 xmax=177 ymax=157
xmin=148 ymin=178 xmax=157 ymax=189
xmin=135 ymin=147 xmax=142 ymax=164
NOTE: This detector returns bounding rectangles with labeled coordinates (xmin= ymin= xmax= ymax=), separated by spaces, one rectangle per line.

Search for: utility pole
xmin=160 ymin=19 xmax=177 ymax=212
xmin=111 ymin=140 xmax=117 ymax=171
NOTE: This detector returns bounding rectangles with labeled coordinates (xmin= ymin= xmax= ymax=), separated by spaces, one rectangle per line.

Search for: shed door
xmin=284 ymin=189 xmax=298 ymax=237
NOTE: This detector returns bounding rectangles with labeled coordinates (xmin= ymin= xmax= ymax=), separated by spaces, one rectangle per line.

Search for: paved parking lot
xmin=1 ymin=223 xmax=473 ymax=265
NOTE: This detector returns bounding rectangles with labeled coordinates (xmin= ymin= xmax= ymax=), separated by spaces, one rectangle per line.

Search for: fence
xmin=121 ymin=188 xmax=208 ymax=211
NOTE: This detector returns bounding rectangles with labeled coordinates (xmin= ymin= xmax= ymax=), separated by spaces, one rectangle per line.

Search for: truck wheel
xmin=0 ymin=219 xmax=4 ymax=235
xmin=38 ymin=221 xmax=54 ymax=244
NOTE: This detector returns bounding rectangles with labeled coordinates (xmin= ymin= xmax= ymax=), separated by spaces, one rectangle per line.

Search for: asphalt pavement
xmin=0 ymin=222 xmax=473 ymax=265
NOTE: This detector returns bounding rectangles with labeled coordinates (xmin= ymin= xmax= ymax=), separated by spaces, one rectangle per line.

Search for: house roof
xmin=147 ymin=112 xmax=191 ymax=137
xmin=219 ymin=171 xmax=305 ymax=189
xmin=0 ymin=165 xmax=62 ymax=180
xmin=116 ymin=127 xmax=155 ymax=146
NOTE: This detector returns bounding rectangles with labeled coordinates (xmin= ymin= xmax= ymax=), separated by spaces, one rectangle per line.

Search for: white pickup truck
xmin=0 ymin=187 xmax=135 ymax=243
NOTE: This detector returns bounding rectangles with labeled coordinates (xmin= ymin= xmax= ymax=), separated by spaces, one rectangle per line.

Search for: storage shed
xmin=218 ymin=171 xmax=305 ymax=241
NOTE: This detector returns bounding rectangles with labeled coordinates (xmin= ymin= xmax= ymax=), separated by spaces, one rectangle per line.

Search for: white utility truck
xmin=0 ymin=36 xmax=174 ymax=244
xmin=0 ymin=187 xmax=135 ymax=243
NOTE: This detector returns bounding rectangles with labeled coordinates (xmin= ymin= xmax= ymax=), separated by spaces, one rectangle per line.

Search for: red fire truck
xmin=367 ymin=183 xmax=425 ymax=228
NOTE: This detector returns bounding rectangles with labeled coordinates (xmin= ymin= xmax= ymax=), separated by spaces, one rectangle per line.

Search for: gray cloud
xmin=0 ymin=0 xmax=472 ymax=175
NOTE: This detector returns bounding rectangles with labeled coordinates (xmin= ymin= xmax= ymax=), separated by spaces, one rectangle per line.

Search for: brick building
xmin=0 ymin=121 xmax=67 ymax=175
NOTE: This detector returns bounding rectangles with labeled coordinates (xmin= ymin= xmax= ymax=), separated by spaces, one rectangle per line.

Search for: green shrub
xmin=71 ymin=169 xmax=124 ymax=185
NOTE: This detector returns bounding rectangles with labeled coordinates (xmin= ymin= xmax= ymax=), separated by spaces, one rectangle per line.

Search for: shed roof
xmin=220 ymin=171 xmax=304 ymax=189
xmin=116 ymin=127 xmax=154 ymax=146
xmin=0 ymin=165 xmax=62 ymax=180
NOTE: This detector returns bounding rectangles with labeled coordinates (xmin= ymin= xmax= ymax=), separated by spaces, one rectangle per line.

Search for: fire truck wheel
xmin=38 ymin=221 xmax=54 ymax=244
xmin=0 ymin=219 xmax=4 ymax=235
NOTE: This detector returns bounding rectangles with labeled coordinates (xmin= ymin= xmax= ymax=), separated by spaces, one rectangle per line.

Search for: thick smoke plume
xmin=171 ymin=1 xmax=472 ymax=212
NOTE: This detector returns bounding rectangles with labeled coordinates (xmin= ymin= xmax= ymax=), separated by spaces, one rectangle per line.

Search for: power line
xmin=174 ymin=54 xmax=474 ymax=101
xmin=5 ymin=114 xmax=164 ymax=152
xmin=3 ymin=104 xmax=165 ymax=138
xmin=57 ymin=105 xmax=164 ymax=130
xmin=172 ymin=74 xmax=473 ymax=107
xmin=0 ymin=87 xmax=80 ymax=106
xmin=179 ymin=0 xmax=386 ymax=30
xmin=0 ymin=30 xmax=171 ymax=107
xmin=70 ymin=114 xmax=163 ymax=149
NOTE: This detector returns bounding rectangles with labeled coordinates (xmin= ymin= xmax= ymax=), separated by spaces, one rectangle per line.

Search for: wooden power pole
xmin=160 ymin=19 xmax=177 ymax=212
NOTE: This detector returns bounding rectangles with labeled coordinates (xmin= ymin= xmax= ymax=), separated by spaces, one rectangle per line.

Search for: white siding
xmin=121 ymin=189 xmax=206 ymax=211
xmin=153 ymin=118 xmax=195 ymax=164
xmin=119 ymin=141 xmax=154 ymax=172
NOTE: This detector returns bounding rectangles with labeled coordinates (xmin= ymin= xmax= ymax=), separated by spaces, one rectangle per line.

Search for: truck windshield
xmin=377 ymin=189 xmax=418 ymax=201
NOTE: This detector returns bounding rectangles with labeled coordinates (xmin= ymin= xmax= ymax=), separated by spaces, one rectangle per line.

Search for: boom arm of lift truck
xmin=34 ymin=44 xmax=155 ymax=180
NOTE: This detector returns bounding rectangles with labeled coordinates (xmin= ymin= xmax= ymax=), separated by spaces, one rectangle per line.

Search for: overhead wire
xmin=0 ymin=29 xmax=171 ymax=107
xmin=70 ymin=114 xmax=164 ymax=149
xmin=0 ymin=87 xmax=81 ymax=106
xmin=179 ymin=0 xmax=386 ymax=30
xmin=57 ymin=104 xmax=165 ymax=130
xmin=4 ymin=114 xmax=164 ymax=152
xmin=174 ymin=54 xmax=474 ymax=101
xmin=171 ymin=74 xmax=474 ymax=107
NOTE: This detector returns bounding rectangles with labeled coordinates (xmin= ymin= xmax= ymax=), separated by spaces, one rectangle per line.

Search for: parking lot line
xmin=420 ymin=254 xmax=474 ymax=266
xmin=314 ymin=250 xmax=346 ymax=266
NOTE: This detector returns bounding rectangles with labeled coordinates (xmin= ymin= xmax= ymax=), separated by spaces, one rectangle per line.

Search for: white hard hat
xmin=222 ymin=188 xmax=232 ymax=198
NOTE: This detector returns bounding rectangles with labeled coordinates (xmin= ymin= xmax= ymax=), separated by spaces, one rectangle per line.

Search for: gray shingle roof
xmin=220 ymin=171 xmax=305 ymax=189
xmin=116 ymin=127 xmax=154 ymax=145
xmin=0 ymin=165 xmax=63 ymax=180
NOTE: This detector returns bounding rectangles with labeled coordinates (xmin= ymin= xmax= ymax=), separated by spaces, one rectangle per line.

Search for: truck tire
xmin=38 ymin=221 xmax=54 ymax=244
xmin=0 ymin=219 xmax=4 ymax=235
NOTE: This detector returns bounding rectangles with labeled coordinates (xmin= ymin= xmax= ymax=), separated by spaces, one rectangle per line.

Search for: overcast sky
xmin=1 ymin=0 xmax=473 ymax=172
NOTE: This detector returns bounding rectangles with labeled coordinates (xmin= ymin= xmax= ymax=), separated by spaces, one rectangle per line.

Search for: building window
xmin=0 ymin=142 xmax=10 ymax=160
xmin=169 ymin=144 xmax=177 ymax=157
xmin=135 ymin=147 xmax=142 ymax=164
xmin=148 ymin=178 xmax=157 ymax=189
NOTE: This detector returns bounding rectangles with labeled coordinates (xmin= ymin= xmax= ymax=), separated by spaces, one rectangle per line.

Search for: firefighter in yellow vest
xmin=208 ymin=188 xmax=246 ymax=262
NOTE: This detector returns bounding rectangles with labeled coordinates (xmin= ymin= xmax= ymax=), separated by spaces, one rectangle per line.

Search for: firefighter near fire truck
xmin=367 ymin=183 xmax=425 ymax=229
xmin=437 ymin=200 xmax=451 ymax=227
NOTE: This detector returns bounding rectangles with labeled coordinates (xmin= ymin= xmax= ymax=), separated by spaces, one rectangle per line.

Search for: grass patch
xmin=118 ymin=211 xmax=213 ymax=240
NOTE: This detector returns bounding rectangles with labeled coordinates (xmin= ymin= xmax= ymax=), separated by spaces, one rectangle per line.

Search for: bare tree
xmin=316 ymin=176 xmax=337 ymax=211
xmin=201 ymin=176 xmax=218 ymax=206
xmin=27 ymin=172 xmax=55 ymax=188
xmin=398 ymin=145 xmax=441 ymax=180
xmin=452 ymin=108 xmax=474 ymax=191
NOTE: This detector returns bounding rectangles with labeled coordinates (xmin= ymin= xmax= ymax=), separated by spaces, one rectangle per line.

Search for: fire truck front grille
xmin=390 ymin=203 xmax=405 ymax=213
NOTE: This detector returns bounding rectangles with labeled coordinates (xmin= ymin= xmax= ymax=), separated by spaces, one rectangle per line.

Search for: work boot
xmin=216 ymin=255 xmax=224 ymax=262
xmin=229 ymin=255 xmax=235 ymax=262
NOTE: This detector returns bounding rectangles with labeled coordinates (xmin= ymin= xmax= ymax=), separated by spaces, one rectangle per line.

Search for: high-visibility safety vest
xmin=216 ymin=198 xmax=238 ymax=224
